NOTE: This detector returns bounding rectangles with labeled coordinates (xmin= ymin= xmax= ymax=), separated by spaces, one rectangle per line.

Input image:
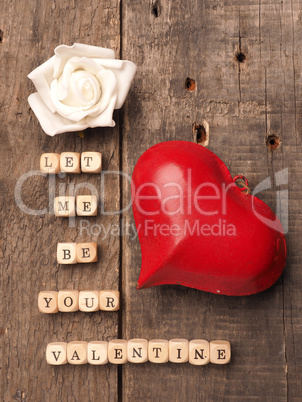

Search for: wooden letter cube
xmin=54 ymin=197 xmax=76 ymax=217
xmin=79 ymin=290 xmax=99 ymax=312
xmin=127 ymin=339 xmax=148 ymax=363
xmin=67 ymin=341 xmax=88 ymax=365
xmin=169 ymin=339 xmax=189 ymax=363
xmin=57 ymin=243 xmax=77 ymax=264
xmin=189 ymin=339 xmax=210 ymax=365
xmin=46 ymin=342 xmax=68 ymax=365
xmin=60 ymin=152 xmax=81 ymax=173
xmin=81 ymin=152 xmax=102 ymax=173
xmin=58 ymin=290 xmax=79 ymax=312
xmin=38 ymin=291 xmax=58 ymax=314
xmin=99 ymin=290 xmax=120 ymax=311
xmin=148 ymin=339 xmax=169 ymax=363
xmin=88 ymin=341 xmax=108 ymax=365
xmin=210 ymin=340 xmax=231 ymax=364
xmin=76 ymin=195 xmax=98 ymax=216
xmin=40 ymin=153 xmax=60 ymax=174
xmin=108 ymin=340 xmax=128 ymax=364
xmin=76 ymin=243 xmax=98 ymax=263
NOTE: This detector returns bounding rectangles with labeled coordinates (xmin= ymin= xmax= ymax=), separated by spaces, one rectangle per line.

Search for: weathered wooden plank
xmin=0 ymin=0 xmax=121 ymax=401
xmin=121 ymin=0 xmax=301 ymax=399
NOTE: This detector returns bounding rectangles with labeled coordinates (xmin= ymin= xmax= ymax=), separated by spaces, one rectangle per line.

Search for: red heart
xmin=132 ymin=141 xmax=286 ymax=296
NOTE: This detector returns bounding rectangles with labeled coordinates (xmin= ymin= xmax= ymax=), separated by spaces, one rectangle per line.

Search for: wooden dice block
xmin=40 ymin=153 xmax=60 ymax=174
xmin=88 ymin=341 xmax=108 ymax=365
xmin=46 ymin=342 xmax=68 ymax=365
xmin=76 ymin=195 xmax=98 ymax=216
xmin=169 ymin=339 xmax=189 ymax=363
xmin=57 ymin=243 xmax=77 ymax=264
xmin=189 ymin=339 xmax=210 ymax=365
xmin=58 ymin=290 xmax=79 ymax=312
xmin=60 ymin=152 xmax=81 ymax=173
xmin=76 ymin=243 xmax=98 ymax=263
xmin=99 ymin=290 xmax=120 ymax=311
xmin=67 ymin=341 xmax=88 ymax=365
xmin=108 ymin=340 xmax=128 ymax=364
xmin=210 ymin=340 xmax=231 ymax=364
xmin=54 ymin=197 xmax=76 ymax=217
xmin=79 ymin=290 xmax=99 ymax=312
xmin=81 ymin=152 xmax=102 ymax=173
xmin=38 ymin=291 xmax=58 ymax=314
xmin=148 ymin=339 xmax=169 ymax=363
xmin=127 ymin=339 xmax=148 ymax=363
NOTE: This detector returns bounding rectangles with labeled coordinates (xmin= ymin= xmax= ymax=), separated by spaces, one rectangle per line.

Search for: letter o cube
xmin=58 ymin=290 xmax=79 ymax=312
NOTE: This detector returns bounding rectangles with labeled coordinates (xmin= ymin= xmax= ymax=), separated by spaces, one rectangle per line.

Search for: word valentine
xmin=46 ymin=339 xmax=231 ymax=366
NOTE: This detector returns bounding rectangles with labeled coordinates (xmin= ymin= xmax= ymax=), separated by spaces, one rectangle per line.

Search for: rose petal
xmin=59 ymin=57 xmax=104 ymax=100
xmin=27 ymin=56 xmax=56 ymax=113
xmin=54 ymin=43 xmax=115 ymax=79
xmin=28 ymin=92 xmax=88 ymax=136
xmin=86 ymin=92 xmax=117 ymax=128
xmin=50 ymin=68 xmax=117 ymax=122
xmin=91 ymin=58 xmax=137 ymax=109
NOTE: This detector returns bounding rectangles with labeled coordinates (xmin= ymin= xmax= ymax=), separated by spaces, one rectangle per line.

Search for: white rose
xmin=28 ymin=43 xmax=137 ymax=136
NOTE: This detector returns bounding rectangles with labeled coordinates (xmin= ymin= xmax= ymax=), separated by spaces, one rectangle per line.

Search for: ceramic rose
xmin=28 ymin=43 xmax=137 ymax=136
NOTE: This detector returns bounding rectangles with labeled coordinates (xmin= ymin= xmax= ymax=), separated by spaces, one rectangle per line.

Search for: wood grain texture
xmin=121 ymin=0 xmax=301 ymax=400
xmin=0 ymin=0 xmax=121 ymax=401
xmin=1 ymin=0 xmax=302 ymax=400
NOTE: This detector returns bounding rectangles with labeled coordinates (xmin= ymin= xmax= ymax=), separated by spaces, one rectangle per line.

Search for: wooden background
xmin=1 ymin=0 xmax=301 ymax=400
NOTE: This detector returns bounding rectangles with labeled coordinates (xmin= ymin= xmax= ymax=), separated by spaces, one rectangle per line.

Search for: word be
xmin=46 ymin=339 xmax=231 ymax=365
xmin=57 ymin=242 xmax=98 ymax=264
xmin=54 ymin=196 xmax=97 ymax=217
xmin=38 ymin=290 xmax=120 ymax=313
xmin=40 ymin=152 xmax=102 ymax=174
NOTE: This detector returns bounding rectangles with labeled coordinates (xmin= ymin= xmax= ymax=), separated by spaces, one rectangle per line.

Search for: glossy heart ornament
xmin=132 ymin=141 xmax=287 ymax=296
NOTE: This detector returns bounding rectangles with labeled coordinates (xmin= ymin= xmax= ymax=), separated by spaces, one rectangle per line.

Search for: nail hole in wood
xmin=235 ymin=52 xmax=246 ymax=63
xmin=192 ymin=121 xmax=209 ymax=146
xmin=185 ymin=77 xmax=196 ymax=92
xmin=0 ymin=30 xmax=3 ymax=43
xmin=266 ymin=134 xmax=280 ymax=150
xmin=152 ymin=1 xmax=160 ymax=17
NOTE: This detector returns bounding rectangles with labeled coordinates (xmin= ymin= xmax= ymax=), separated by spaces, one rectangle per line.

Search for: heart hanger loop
xmin=233 ymin=175 xmax=249 ymax=193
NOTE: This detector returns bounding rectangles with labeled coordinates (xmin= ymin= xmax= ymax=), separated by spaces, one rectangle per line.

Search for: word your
xmin=38 ymin=290 xmax=120 ymax=313
xmin=40 ymin=152 xmax=102 ymax=174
